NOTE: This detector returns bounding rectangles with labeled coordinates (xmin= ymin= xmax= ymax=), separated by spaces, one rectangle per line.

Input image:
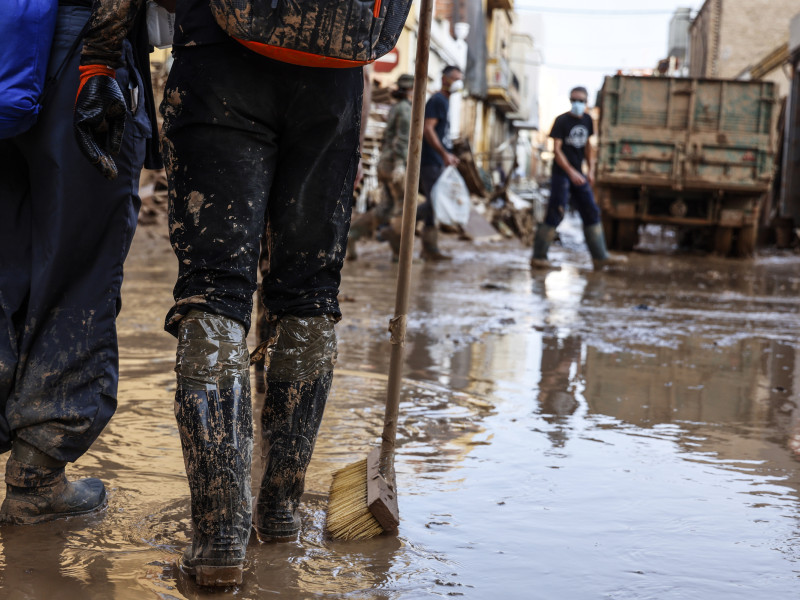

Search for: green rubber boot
xmin=530 ymin=224 xmax=558 ymax=269
xmin=584 ymin=223 xmax=627 ymax=270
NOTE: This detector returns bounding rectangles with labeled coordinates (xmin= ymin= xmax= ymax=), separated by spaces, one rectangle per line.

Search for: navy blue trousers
xmin=0 ymin=7 xmax=148 ymax=462
xmin=544 ymin=170 xmax=601 ymax=227
xmin=416 ymin=163 xmax=443 ymax=228
xmin=161 ymin=40 xmax=363 ymax=336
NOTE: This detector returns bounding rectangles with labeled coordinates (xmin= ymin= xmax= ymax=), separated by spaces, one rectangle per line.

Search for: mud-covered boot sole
xmin=254 ymin=512 xmax=299 ymax=542
xmin=421 ymin=251 xmax=452 ymax=261
xmin=593 ymin=254 xmax=628 ymax=271
xmin=530 ymin=258 xmax=559 ymax=270
xmin=181 ymin=558 xmax=244 ymax=587
xmin=254 ymin=525 xmax=298 ymax=543
xmin=0 ymin=478 xmax=108 ymax=526
xmin=0 ymin=495 xmax=108 ymax=525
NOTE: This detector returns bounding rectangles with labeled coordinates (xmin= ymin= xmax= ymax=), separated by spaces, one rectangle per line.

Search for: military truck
xmin=595 ymin=75 xmax=777 ymax=256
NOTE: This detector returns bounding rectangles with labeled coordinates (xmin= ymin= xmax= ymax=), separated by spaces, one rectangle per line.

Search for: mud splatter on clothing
xmin=160 ymin=38 xmax=362 ymax=337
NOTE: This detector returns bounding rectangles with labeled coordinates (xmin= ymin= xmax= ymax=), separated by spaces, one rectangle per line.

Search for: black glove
xmin=74 ymin=66 xmax=127 ymax=180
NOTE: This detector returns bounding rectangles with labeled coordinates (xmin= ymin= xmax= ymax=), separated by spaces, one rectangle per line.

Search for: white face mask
xmin=571 ymin=100 xmax=586 ymax=117
xmin=448 ymin=79 xmax=464 ymax=93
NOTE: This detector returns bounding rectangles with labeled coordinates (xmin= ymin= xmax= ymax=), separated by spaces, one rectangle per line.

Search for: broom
xmin=326 ymin=0 xmax=435 ymax=541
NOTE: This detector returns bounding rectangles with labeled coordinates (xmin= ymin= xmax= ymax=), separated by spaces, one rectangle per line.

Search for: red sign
xmin=374 ymin=48 xmax=399 ymax=73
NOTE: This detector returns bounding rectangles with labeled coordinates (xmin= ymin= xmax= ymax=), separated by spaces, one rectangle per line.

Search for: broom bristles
xmin=327 ymin=458 xmax=385 ymax=540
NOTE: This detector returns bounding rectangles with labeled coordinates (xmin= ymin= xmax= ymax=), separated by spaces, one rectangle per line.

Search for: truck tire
xmin=713 ymin=227 xmax=733 ymax=256
xmin=735 ymin=224 xmax=757 ymax=257
xmin=616 ymin=220 xmax=639 ymax=251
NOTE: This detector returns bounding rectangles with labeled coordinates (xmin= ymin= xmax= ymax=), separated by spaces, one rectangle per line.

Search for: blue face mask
xmin=571 ymin=100 xmax=586 ymax=117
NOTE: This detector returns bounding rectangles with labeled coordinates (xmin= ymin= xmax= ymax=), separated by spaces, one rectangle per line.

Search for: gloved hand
xmin=74 ymin=64 xmax=127 ymax=180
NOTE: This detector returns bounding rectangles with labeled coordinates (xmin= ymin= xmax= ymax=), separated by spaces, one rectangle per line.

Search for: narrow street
xmin=1 ymin=216 xmax=800 ymax=599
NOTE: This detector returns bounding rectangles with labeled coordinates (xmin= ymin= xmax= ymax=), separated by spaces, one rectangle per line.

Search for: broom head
xmin=327 ymin=447 xmax=399 ymax=540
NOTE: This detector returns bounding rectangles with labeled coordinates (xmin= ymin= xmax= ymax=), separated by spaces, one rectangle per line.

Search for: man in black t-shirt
xmin=532 ymin=86 xmax=623 ymax=270
xmin=418 ymin=65 xmax=463 ymax=261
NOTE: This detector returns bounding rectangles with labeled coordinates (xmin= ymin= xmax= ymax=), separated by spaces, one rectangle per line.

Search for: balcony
xmin=486 ymin=57 xmax=521 ymax=113
xmin=487 ymin=0 xmax=513 ymax=11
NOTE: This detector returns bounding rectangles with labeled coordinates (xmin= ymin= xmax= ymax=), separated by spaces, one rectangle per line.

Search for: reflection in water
xmin=542 ymin=266 xmax=587 ymax=330
xmin=536 ymin=335 xmax=582 ymax=448
xmin=2 ymin=219 xmax=800 ymax=598
xmin=0 ymin=518 xmax=116 ymax=600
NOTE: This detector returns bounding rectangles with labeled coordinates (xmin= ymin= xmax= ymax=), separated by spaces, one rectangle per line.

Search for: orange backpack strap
xmin=236 ymin=39 xmax=376 ymax=68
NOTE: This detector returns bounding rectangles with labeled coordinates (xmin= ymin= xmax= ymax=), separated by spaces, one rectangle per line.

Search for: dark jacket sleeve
xmin=81 ymin=0 xmax=145 ymax=68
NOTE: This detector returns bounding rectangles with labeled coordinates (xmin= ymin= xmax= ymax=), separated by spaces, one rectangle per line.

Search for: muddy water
xmin=2 ymin=216 xmax=800 ymax=599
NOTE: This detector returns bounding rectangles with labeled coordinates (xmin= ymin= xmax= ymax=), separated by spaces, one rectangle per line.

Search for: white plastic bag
xmin=430 ymin=166 xmax=471 ymax=226
xmin=146 ymin=1 xmax=175 ymax=49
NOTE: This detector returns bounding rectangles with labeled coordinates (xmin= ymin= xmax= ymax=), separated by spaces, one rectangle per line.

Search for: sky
xmin=514 ymin=1 xmax=706 ymax=115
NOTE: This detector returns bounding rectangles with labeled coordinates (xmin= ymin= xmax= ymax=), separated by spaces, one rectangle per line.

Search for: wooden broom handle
xmin=380 ymin=0 xmax=434 ymax=473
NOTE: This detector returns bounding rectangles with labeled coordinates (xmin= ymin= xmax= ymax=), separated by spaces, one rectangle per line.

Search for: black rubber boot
xmin=254 ymin=372 xmax=331 ymax=542
xmin=176 ymin=387 xmax=253 ymax=587
xmin=421 ymin=226 xmax=451 ymax=261
xmin=0 ymin=439 xmax=107 ymax=525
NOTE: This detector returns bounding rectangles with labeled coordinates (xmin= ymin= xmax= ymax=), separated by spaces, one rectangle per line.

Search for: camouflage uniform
xmin=347 ymin=76 xmax=413 ymax=260
xmin=375 ymin=95 xmax=412 ymax=221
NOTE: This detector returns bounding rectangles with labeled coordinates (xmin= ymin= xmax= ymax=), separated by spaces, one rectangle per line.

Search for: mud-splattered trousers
xmin=0 ymin=6 xmax=149 ymax=462
xmin=544 ymin=170 xmax=601 ymax=228
xmin=161 ymin=39 xmax=363 ymax=336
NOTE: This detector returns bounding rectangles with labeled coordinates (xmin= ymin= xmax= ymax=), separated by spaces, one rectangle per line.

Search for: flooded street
xmin=2 ymin=215 xmax=800 ymax=599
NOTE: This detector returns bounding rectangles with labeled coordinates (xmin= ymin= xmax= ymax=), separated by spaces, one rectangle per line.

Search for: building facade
xmin=689 ymin=0 xmax=800 ymax=79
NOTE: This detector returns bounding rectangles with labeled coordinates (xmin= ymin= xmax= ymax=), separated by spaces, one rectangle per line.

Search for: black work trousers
xmin=161 ymin=40 xmax=363 ymax=336
xmin=0 ymin=7 xmax=148 ymax=461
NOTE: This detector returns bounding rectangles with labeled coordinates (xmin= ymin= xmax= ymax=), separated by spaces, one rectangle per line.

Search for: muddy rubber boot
xmin=530 ymin=224 xmax=558 ymax=270
xmin=0 ymin=439 xmax=107 ymax=525
xmin=421 ymin=226 xmax=451 ymax=261
xmin=174 ymin=311 xmax=253 ymax=588
xmin=254 ymin=371 xmax=331 ymax=542
xmin=176 ymin=387 xmax=253 ymax=587
xmin=347 ymin=210 xmax=378 ymax=261
xmin=377 ymin=218 xmax=402 ymax=262
xmin=584 ymin=223 xmax=627 ymax=270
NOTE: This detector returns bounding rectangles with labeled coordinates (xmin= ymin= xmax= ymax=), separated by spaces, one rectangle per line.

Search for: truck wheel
xmin=735 ymin=224 xmax=757 ymax=257
xmin=616 ymin=221 xmax=639 ymax=251
xmin=713 ymin=227 xmax=733 ymax=256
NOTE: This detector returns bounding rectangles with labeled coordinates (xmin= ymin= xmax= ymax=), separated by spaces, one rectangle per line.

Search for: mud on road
xmin=1 ymin=215 xmax=800 ymax=599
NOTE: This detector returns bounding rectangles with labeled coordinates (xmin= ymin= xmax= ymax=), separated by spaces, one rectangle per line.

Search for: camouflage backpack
xmin=209 ymin=0 xmax=414 ymax=68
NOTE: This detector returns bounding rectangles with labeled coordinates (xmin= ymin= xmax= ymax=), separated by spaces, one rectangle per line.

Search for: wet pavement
xmin=2 ymin=215 xmax=800 ymax=599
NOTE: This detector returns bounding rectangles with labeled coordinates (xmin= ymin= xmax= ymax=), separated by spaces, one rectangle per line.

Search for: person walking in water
xmin=0 ymin=0 xmax=157 ymax=524
xmin=70 ymin=0 xmax=412 ymax=588
xmin=348 ymin=73 xmax=415 ymax=261
xmin=417 ymin=65 xmax=463 ymax=261
xmin=531 ymin=86 xmax=624 ymax=270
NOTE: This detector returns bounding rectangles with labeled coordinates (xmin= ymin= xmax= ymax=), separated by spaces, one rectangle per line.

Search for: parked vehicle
xmin=595 ymin=75 xmax=777 ymax=256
